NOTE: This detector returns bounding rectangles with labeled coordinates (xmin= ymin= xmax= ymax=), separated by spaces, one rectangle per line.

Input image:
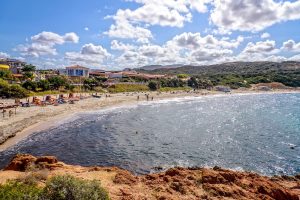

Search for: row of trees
xmin=21 ymin=76 xmax=73 ymax=92
xmin=148 ymin=77 xmax=215 ymax=91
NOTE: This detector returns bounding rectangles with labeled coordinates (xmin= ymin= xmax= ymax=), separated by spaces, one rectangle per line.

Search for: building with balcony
xmin=65 ymin=65 xmax=89 ymax=77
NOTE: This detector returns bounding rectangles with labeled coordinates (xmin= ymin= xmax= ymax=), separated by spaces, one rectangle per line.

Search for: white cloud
xmin=115 ymin=5 xmax=191 ymax=28
xmin=242 ymin=40 xmax=278 ymax=54
xmin=261 ymin=32 xmax=271 ymax=39
xmin=63 ymin=32 xmax=79 ymax=43
xmin=210 ymin=0 xmax=300 ymax=32
xmin=188 ymin=0 xmax=212 ymax=13
xmin=111 ymin=40 xmax=135 ymax=51
xmin=81 ymin=43 xmax=110 ymax=56
xmin=84 ymin=27 xmax=89 ymax=31
xmin=16 ymin=31 xmax=79 ymax=57
xmin=126 ymin=0 xmax=212 ymax=13
xmin=282 ymin=40 xmax=300 ymax=52
xmin=0 ymin=52 xmax=10 ymax=58
xmin=65 ymin=43 xmax=111 ymax=66
xmin=31 ymin=31 xmax=79 ymax=45
xmin=170 ymin=32 xmax=243 ymax=50
xmin=288 ymin=54 xmax=300 ymax=61
xmin=105 ymin=0 xmax=212 ymax=40
xmin=17 ymin=43 xmax=57 ymax=57
xmin=111 ymin=32 xmax=244 ymax=67
xmin=190 ymin=48 xmax=232 ymax=62
xmin=104 ymin=16 xmax=153 ymax=40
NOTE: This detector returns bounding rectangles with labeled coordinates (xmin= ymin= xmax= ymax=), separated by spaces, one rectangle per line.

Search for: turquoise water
xmin=0 ymin=93 xmax=299 ymax=175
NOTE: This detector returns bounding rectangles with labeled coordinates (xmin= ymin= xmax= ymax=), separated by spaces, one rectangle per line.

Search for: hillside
xmin=137 ymin=61 xmax=300 ymax=76
xmin=139 ymin=64 xmax=183 ymax=71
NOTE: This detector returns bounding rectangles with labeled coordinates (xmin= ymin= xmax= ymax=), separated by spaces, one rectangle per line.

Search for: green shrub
xmin=0 ymin=181 xmax=42 ymax=200
xmin=0 ymin=175 xmax=109 ymax=200
xmin=22 ymin=80 xmax=38 ymax=91
xmin=48 ymin=76 xmax=67 ymax=90
xmin=41 ymin=175 xmax=109 ymax=200
xmin=177 ymin=74 xmax=189 ymax=79
xmin=0 ymin=79 xmax=30 ymax=98
xmin=37 ymin=80 xmax=50 ymax=91
xmin=0 ymin=70 xmax=12 ymax=79
xmin=148 ymin=81 xmax=159 ymax=91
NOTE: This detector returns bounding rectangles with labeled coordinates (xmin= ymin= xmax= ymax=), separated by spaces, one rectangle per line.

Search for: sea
xmin=0 ymin=93 xmax=299 ymax=175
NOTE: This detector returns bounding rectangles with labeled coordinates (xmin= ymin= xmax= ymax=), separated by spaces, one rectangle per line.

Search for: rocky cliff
xmin=1 ymin=154 xmax=300 ymax=200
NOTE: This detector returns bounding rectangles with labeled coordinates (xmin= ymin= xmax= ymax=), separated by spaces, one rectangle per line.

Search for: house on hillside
xmin=0 ymin=58 xmax=25 ymax=74
xmin=0 ymin=64 xmax=10 ymax=71
xmin=89 ymin=69 xmax=108 ymax=78
xmin=66 ymin=65 xmax=90 ymax=77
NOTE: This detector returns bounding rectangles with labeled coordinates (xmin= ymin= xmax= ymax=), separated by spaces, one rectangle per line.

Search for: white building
xmin=65 ymin=65 xmax=90 ymax=77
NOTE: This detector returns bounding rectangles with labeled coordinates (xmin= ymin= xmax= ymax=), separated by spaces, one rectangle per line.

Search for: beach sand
xmin=0 ymin=89 xmax=299 ymax=151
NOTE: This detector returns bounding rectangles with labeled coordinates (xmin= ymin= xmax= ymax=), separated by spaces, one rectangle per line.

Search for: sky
xmin=1 ymin=0 xmax=300 ymax=70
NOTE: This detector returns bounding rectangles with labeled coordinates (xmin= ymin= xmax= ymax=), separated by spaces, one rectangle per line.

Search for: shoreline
xmin=0 ymin=89 xmax=300 ymax=152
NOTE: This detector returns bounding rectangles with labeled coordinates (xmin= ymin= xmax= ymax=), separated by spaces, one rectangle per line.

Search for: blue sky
xmin=1 ymin=0 xmax=300 ymax=69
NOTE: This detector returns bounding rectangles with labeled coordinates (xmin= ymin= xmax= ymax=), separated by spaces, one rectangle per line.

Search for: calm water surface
xmin=0 ymin=93 xmax=299 ymax=175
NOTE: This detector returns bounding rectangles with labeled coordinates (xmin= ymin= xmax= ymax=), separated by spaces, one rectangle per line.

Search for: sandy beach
xmin=0 ymin=89 xmax=299 ymax=152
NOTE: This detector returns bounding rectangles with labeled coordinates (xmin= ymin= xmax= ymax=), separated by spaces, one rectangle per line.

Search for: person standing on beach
xmin=137 ymin=96 xmax=139 ymax=101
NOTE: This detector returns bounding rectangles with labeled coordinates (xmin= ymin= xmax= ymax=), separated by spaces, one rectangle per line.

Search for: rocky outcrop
xmin=4 ymin=154 xmax=61 ymax=171
xmin=2 ymin=154 xmax=300 ymax=200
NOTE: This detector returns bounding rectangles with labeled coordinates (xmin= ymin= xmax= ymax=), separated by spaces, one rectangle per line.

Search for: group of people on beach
xmin=0 ymin=93 xmax=91 ymax=119
xmin=0 ymin=89 xmax=215 ymax=119
xmin=137 ymin=94 xmax=154 ymax=101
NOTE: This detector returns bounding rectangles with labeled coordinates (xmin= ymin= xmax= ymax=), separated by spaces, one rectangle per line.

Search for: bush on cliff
xmin=42 ymin=175 xmax=109 ymax=200
xmin=0 ymin=175 xmax=109 ymax=200
xmin=0 ymin=78 xmax=30 ymax=98
xmin=0 ymin=180 xmax=42 ymax=200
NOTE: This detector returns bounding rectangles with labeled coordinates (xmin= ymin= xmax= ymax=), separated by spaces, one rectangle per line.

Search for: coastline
xmin=1 ymin=154 xmax=299 ymax=200
xmin=0 ymin=89 xmax=300 ymax=152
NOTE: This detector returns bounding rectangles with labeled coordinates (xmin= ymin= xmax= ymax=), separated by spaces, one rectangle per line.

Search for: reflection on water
xmin=0 ymin=93 xmax=299 ymax=175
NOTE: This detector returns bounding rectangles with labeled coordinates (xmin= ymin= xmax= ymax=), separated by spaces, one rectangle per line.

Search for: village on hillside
xmin=0 ymin=58 xmax=170 ymax=85
xmin=1 ymin=57 xmax=298 ymax=100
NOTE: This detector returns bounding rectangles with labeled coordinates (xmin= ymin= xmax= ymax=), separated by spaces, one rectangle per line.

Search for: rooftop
xmin=66 ymin=65 xmax=89 ymax=70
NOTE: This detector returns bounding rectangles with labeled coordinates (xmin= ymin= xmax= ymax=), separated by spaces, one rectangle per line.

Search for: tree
xmin=148 ymin=81 xmax=159 ymax=91
xmin=23 ymin=72 xmax=34 ymax=80
xmin=48 ymin=76 xmax=67 ymax=90
xmin=37 ymin=80 xmax=50 ymax=91
xmin=21 ymin=64 xmax=36 ymax=80
xmin=187 ymin=77 xmax=199 ymax=88
xmin=22 ymin=64 xmax=36 ymax=72
xmin=188 ymin=77 xmax=213 ymax=89
xmin=0 ymin=70 xmax=12 ymax=79
xmin=0 ymin=79 xmax=29 ymax=98
xmin=22 ymin=80 xmax=38 ymax=91
xmin=83 ymin=78 xmax=97 ymax=90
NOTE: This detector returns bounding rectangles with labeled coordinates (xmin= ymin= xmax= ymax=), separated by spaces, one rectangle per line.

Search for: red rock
xmin=4 ymin=154 xmax=37 ymax=171
xmin=165 ymin=168 xmax=182 ymax=177
xmin=4 ymin=154 xmax=59 ymax=171
xmin=35 ymin=156 xmax=58 ymax=164
xmin=114 ymin=170 xmax=138 ymax=185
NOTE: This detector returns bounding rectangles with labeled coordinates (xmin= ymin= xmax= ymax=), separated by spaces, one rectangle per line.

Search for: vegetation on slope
xmin=138 ymin=61 xmax=300 ymax=88
xmin=0 ymin=175 xmax=109 ymax=200
xmin=108 ymin=83 xmax=149 ymax=93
